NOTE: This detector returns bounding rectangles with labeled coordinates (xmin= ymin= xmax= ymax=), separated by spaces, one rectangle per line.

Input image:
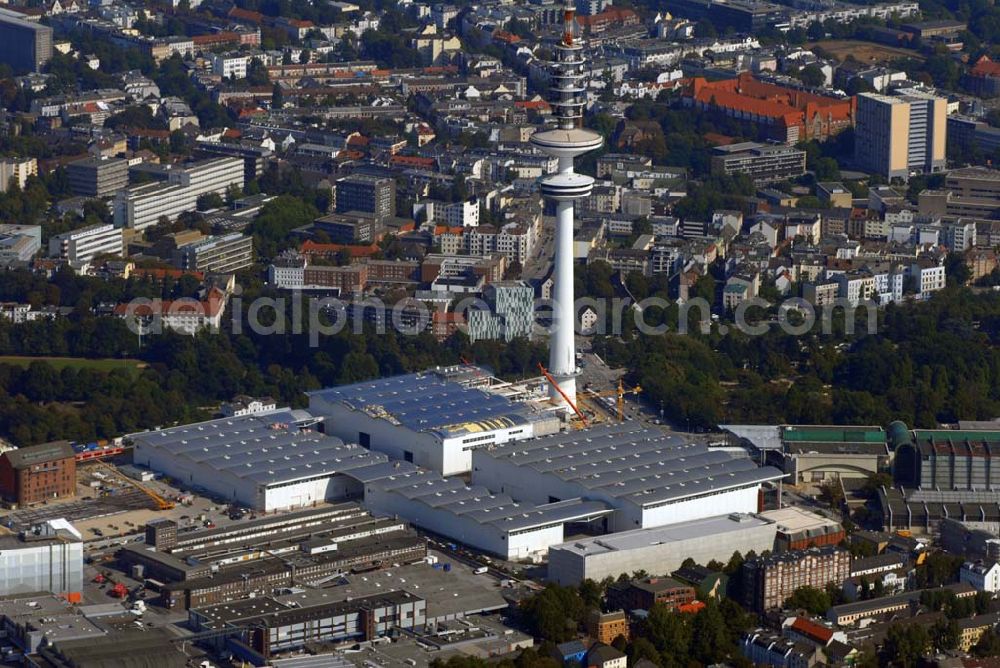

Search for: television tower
xmin=531 ymin=0 xmax=603 ymax=409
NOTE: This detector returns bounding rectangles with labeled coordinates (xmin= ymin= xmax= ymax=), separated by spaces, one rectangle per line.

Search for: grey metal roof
xmin=483 ymin=422 xmax=785 ymax=508
xmin=349 ymin=467 xmax=612 ymax=535
xmin=307 ymin=370 xmax=534 ymax=439
xmin=131 ymin=410 xmax=387 ymax=486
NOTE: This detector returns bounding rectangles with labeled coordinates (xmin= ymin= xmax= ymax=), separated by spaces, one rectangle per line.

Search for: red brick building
xmin=683 ymin=73 xmax=855 ymax=144
xmin=607 ymin=577 xmax=696 ymax=612
xmin=0 ymin=442 xmax=77 ymax=506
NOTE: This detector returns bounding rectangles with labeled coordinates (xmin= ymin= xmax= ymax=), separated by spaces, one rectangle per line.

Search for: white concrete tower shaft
xmin=530 ymin=0 xmax=603 ymax=408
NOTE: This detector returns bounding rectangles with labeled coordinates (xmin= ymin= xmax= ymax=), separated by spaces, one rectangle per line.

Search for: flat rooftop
xmin=355 ymin=464 xmax=612 ymax=534
xmin=307 ymin=368 xmax=536 ymax=439
xmin=758 ymin=507 xmax=841 ymax=535
xmin=130 ymin=409 xmax=387 ymax=486
xmin=481 ymin=421 xmax=785 ymax=508
xmin=549 ymin=512 xmax=775 ymax=557
xmin=317 ymin=562 xmax=507 ymax=620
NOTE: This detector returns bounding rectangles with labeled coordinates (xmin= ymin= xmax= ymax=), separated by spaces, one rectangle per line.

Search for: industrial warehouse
xmin=129 ymin=408 xmax=389 ymax=511
xmin=308 ymin=366 xmax=558 ymax=475
xmin=471 ymin=421 xmax=786 ymax=532
xmin=355 ymin=461 xmax=613 ymax=561
xmin=119 ymin=503 xmax=427 ymax=609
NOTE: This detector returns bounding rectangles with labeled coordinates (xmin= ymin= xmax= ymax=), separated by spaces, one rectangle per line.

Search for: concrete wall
xmin=547 ymin=521 xmax=778 ymax=586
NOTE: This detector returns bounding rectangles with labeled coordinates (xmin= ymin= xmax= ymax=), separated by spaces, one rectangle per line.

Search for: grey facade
xmin=172 ymin=232 xmax=254 ymax=274
xmin=335 ymin=174 xmax=396 ymax=221
xmin=710 ymin=142 xmax=807 ymax=184
xmin=0 ymin=9 xmax=52 ymax=73
xmin=547 ymin=513 xmax=778 ymax=586
xmin=66 ymin=157 xmax=129 ymax=198
xmin=467 ymin=280 xmax=534 ymax=342
xmin=0 ymin=521 xmax=83 ymax=596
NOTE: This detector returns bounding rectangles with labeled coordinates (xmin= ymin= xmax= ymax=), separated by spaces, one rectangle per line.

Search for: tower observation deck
xmin=530 ymin=0 xmax=603 ymax=408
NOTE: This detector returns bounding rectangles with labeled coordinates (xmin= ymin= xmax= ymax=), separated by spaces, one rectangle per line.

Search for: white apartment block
xmin=211 ymin=53 xmax=252 ymax=79
xmin=442 ymin=219 xmax=538 ymax=264
xmin=836 ymin=272 xmax=877 ymax=306
xmin=49 ymin=224 xmax=123 ymax=266
xmin=113 ymin=158 xmax=244 ymax=231
xmin=910 ymin=263 xmax=946 ymax=298
xmin=445 ymin=200 xmax=479 ymax=227
xmin=0 ymin=157 xmax=37 ymax=192
xmin=961 ymin=561 xmax=1000 ymax=593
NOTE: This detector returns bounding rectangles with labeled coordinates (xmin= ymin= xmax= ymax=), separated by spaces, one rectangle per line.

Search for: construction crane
xmin=587 ymin=379 xmax=642 ymax=422
xmin=94 ymin=462 xmax=175 ymax=511
xmin=537 ymin=363 xmax=588 ymax=427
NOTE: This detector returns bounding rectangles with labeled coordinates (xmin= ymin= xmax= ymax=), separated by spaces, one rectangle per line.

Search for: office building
xmin=113 ymin=157 xmax=244 ymax=230
xmin=0 ymin=224 xmax=41 ymax=264
xmin=334 ymin=174 xmax=396 ymax=221
xmin=920 ymin=166 xmax=1000 ymax=220
xmin=172 ymin=232 xmax=253 ymax=274
xmin=0 ymin=157 xmax=36 ymax=192
xmin=0 ymin=441 xmax=77 ymax=506
xmin=314 ymin=212 xmax=383 ymax=244
xmin=48 ymin=224 xmax=123 ymax=266
xmin=467 ymin=280 xmax=534 ymax=342
xmin=948 ymin=116 xmax=1000 ymax=157
xmin=710 ymin=142 xmax=807 ymax=184
xmin=308 ymin=366 xmax=548 ymax=476
xmin=0 ymin=519 xmax=82 ymax=597
xmin=742 ymin=546 xmax=850 ymax=612
xmin=131 ymin=409 xmax=389 ymax=511
xmin=0 ymin=8 xmax=52 ymax=73
xmin=66 ymin=157 xmax=129 ymax=198
xmin=855 ymin=91 xmax=947 ymax=180
xmin=547 ymin=512 xmax=779 ymax=586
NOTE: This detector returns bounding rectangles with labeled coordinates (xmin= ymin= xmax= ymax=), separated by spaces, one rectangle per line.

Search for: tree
xmin=272 ymin=83 xmax=285 ymax=110
xmin=798 ymin=64 xmax=826 ymax=88
xmin=196 ymin=192 xmax=224 ymax=211
xmin=522 ymin=585 xmax=586 ymax=643
xmin=784 ymin=586 xmax=831 ymax=615
xmin=881 ymin=623 xmax=929 ymax=668
xmin=818 ymin=480 xmax=844 ymax=509
xmin=931 ymin=618 xmax=960 ymax=651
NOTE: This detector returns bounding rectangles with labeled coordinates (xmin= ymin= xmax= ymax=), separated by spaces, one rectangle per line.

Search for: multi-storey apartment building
xmin=742 ymin=547 xmax=850 ymax=612
xmin=0 ymin=157 xmax=36 ymax=192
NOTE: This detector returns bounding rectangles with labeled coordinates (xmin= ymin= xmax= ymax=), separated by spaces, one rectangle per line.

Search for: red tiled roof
xmin=114 ymin=288 xmax=225 ymax=318
xmin=686 ymin=73 xmax=854 ymax=125
xmin=228 ymin=7 xmax=263 ymax=23
xmin=677 ymin=601 xmax=706 ymax=614
xmin=972 ymin=55 xmax=1000 ymax=78
xmin=300 ymin=240 xmax=380 ymax=257
xmin=390 ymin=155 xmax=435 ymax=168
xmin=514 ymin=100 xmax=551 ymax=111
xmin=790 ymin=618 xmax=834 ymax=644
xmin=492 ymin=30 xmax=521 ymax=44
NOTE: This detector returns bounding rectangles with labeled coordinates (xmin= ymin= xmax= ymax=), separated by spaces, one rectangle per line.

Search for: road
xmin=522 ymin=216 xmax=555 ymax=282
